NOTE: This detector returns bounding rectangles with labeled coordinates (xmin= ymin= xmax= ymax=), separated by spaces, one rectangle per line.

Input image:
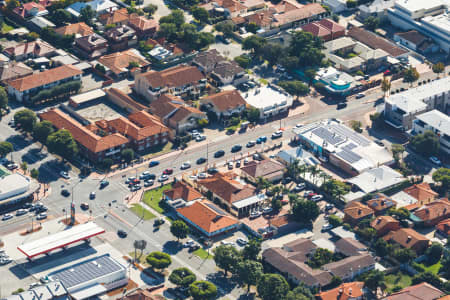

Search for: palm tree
xmin=298 ymin=164 xmax=307 ymax=179
xmin=287 ymin=159 xmax=300 ymax=180
xmin=256 ymin=176 xmax=270 ymax=193
xmin=319 ymin=171 xmax=330 ymax=186
xmin=308 ymin=165 xmax=320 ymax=185
xmin=381 ymin=78 xmax=391 ymax=98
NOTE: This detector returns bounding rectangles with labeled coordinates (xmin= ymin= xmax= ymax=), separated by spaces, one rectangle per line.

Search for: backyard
xmin=142 ymin=183 xmax=173 ymax=214
xmin=414 ymin=260 xmax=443 ymax=275
xmin=384 ymin=271 xmax=412 ymax=292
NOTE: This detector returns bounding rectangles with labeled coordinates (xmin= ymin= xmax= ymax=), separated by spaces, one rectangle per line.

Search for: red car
xmin=163 ymin=168 xmax=173 ymax=175
xmin=383 ymin=70 xmax=391 ymax=76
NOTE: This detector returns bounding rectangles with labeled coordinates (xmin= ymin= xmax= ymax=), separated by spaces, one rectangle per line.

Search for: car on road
xmin=272 ymin=130 xmax=283 ymax=139
xmin=243 ymin=158 xmax=249 ymax=165
xmin=356 ymin=93 xmax=365 ymax=99
xmin=198 ymin=172 xmax=207 ymax=179
xmin=293 ymin=183 xmax=306 ymax=192
xmin=236 ymin=238 xmax=248 ymax=246
xmin=99 ymin=180 xmax=109 ymax=189
xmin=231 ymin=145 xmax=242 ymax=152
xmin=304 ymin=190 xmax=315 ymax=197
xmin=195 ymin=135 xmax=206 ymax=142
xmin=374 ymin=140 xmax=384 ymax=146
xmin=235 ymin=160 xmax=241 ymax=168
xmin=125 ymin=177 xmax=137 ymax=184
xmin=183 ymin=240 xmax=195 ymax=248
xmin=144 ymin=180 xmax=154 ymax=187
xmin=282 ymin=177 xmax=292 ymax=184
xmin=429 ymin=156 xmax=442 ymax=166
xmin=256 ymin=136 xmax=267 ymax=144
xmin=295 ymin=123 xmax=303 ymax=128
xmin=2 ymin=214 xmax=13 ymax=221
xmin=80 ymin=202 xmax=89 ymax=210
xmin=36 ymin=213 xmax=47 ymax=220
xmin=163 ymin=168 xmax=173 ymax=175
xmin=16 ymin=209 xmax=28 ymax=216
xmin=253 ymin=153 xmax=263 ymax=161
xmin=89 ymin=192 xmax=96 ymax=199
xmin=196 ymin=157 xmax=206 ymax=164
xmin=158 ymin=175 xmax=169 ymax=182
xmin=322 ymin=223 xmax=333 ymax=231
xmin=6 ymin=163 xmax=18 ymax=170
xmin=325 ymin=204 xmax=334 ymax=211
xmin=35 ymin=206 xmax=48 ymax=214
xmin=250 ymin=211 xmax=261 ymax=219
xmin=180 ymin=162 xmax=191 ymax=170
xmin=262 ymin=207 xmax=273 ymax=214
xmin=131 ymin=185 xmax=142 ymax=191
xmin=154 ymin=218 xmax=165 ymax=226
xmin=149 ymin=161 xmax=160 ymax=167
xmin=117 ymin=229 xmax=127 ymax=238
xmin=337 ymin=102 xmax=347 ymax=110
xmin=0 ymin=257 xmax=11 ymax=265
xmin=139 ymin=171 xmax=152 ymax=180
xmin=214 ymin=150 xmax=225 ymax=158
xmin=188 ymin=244 xmax=200 ymax=252
xmin=61 ymin=189 xmax=70 ymax=197
xmin=59 ymin=171 xmax=70 ymax=179
xmin=246 ymin=141 xmax=256 ymax=148
xmin=220 ymin=241 xmax=236 ymax=247
xmin=207 ymin=167 xmax=219 ymax=174
xmin=311 ymin=195 xmax=323 ymax=202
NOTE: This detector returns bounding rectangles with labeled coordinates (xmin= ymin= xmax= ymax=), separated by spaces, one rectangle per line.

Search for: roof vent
xmin=377 ymin=218 xmax=381 ymax=224
xmin=406 ymin=235 xmax=411 ymax=243
xmin=358 ymin=208 xmax=362 ymax=215
xmin=348 ymin=288 xmax=352 ymax=295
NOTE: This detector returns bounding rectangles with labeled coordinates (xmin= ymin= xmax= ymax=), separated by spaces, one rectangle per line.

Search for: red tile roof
xmin=54 ymin=22 xmax=94 ymax=37
xmin=129 ymin=14 xmax=158 ymax=31
xmin=98 ymin=50 xmax=149 ymax=75
xmin=13 ymin=2 xmax=46 ymax=18
xmin=413 ymin=199 xmax=450 ymax=223
xmin=387 ymin=228 xmax=429 ymax=250
xmin=201 ymin=89 xmax=246 ymax=112
xmin=383 ymin=282 xmax=444 ymax=300
xmin=403 ymin=182 xmax=438 ymax=204
xmin=98 ymin=8 xmax=129 ymax=25
xmin=163 ymin=181 xmax=203 ymax=202
xmin=371 ymin=215 xmax=399 ymax=231
xmin=107 ymin=111 xmax=169 ymax=141
xmin=39 ymin=108 xmax=129 ymax=153
xmin=316 ymin=282 xmax=365 ymax=300
xmin=139 ymin=65 xmax=205 ymax=89
xmin=8 ymin=65 xmax=82 ymax=92
xmin=367 ymin=194 xmax=396 ymax=212
xmin=199 ymin=172 xmax=256 ymax=204
xmin=240 ymin=159 xmax=285 ymax=180
xmin=177 ymin=200 xmax=238 ymax=234
xmin=347 ymin=27 xmax=408 ymax=57
xmin=436 ymin=219 xmax=450 ymax=236
xmin=302 ymin=22 xmax=331 ymax=37
xmin=4 ymin=40 xmax=55 ymax=58
xmin=344 ymin=201 xmax=374 ymax=220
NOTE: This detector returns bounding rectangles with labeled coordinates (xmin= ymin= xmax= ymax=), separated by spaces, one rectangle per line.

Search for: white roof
xmin=233 ymin=193 xmax=265 ymax=209
xmin=17 ymin=222 xmax=105 ymax=258
xmin=422 ymin=13 xmax=450 ymax=36
xmin=70 ymin=89 xmax=106 ymax=104
xmin=347 ymin=165 xmax=405 ymax=193
xmin=391 ymin=191 xmax=418 ymax=208
xmin=415 ymin=109 xmax=450 ymax=135
xmin=31 ymin=285 xmax=53 ymax=300
xmin=0 ymin=173 xmax=30 ymax=201
xmin=30 ymin=16 xmax=55 ymax=28
xmin=359 ymin=0 xmax=395 ymax=13
xmin=242 ymin=85 xmax=293 ymax=110
xmin=394 ymin=0 xmax=447 ymax=13
xmin=70 ymin=284 xmax=107 ymax=300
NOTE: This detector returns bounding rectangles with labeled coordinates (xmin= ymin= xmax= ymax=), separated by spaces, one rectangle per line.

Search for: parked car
xmin=282 ymin=177 xmax=292 ymax=184
xmin=16 ymin=209 xmax=28 ymax=216
xmin=158 ymin=175 xmax=169 ymax=182
xmin=59 ymin=171 xmax=70 ymax=179
xmin=2 ymin=214 xmax=13 ymax=221
xmin=243 ymin=158 xmax=249 ymax=165
xmin=207 ymin=168 xmax=219 ymax=174
xmin=374 ymin=140 xmax=384 ymax=146
xmin=183 ymin=240 xmax=195 ymax=248
xmin=197 ymin=172 xmax=207 ymax=179
xmin=262 ymin=207 xmax=273 ymax=214
xmin=231 ymin=145 xmax=242 ymax=152
xmin=250 ymin=211 xmax=261 ymax=219
xmin=80 ymin=202 xmax=89 ymax=210
xmin=189 ymin=244 xmax=200 ymax=252
xmin=246 ymin=141 xmax=256 ymax=148
xmin=6 ymin=163 xmax=18 ymax=170
xmin=163 ymin=168 xmax=173 ymax=175
xmin=256 ymin=136 xmax=267 ymax=144
xmin=311 ymin=195 xmax=323 ymax=202
xmin=196 ymin=157 xmax=206 ymax=164
xmin=356 ymin=93 xmax=365 ymax=99
xmin=214 ymin=150 xmax=225 ymax=158
xmin=89 ymin=192 xmax=96 ymax=199
xmin=322 ymin=223 xmax=333 ymax=231
xmin=235 ymin=160 xmax=241 ymax=168
xmin=325 ymin=204 xmax=334 ymax=211
xmin=144 ymin=180 xmax=154 ymax=187
xmin=337 ymin=102 xmax=347 ymax=110
xmin=154 ymin=218 xmax=165 ymax=226
xmin=195 ymin=135 xmax=206 ymax=142
xmin=61 ymin=189 xmax=70 ymax=197
xmin=293 ymin=183 xmax=306 ymax=192
xmin=236 ymin=238 xmax=248 ymax=246
xmin=304 ymin=190 xmax=315 ymax=197
xmin=295 ymin=123 xmax=303 ymax=128
xmin=429 ymin=156 xmax=442 ymax=166
xmin=228 ymin=162 xmax=233 ymax=170
xmin=271 ymin=130 xmax=283 ymax=139
xmin=117 ymin=229 xmax=127 ymax=238
xmin=253 ymin=153 xmax=263 ymax=161
xmin=99 ymin=180 xmax=109 ymax=188
xmin=36 ymin=213 xmax=47 ymax=220
xmin=149 ymin=161 xmax=160 ymax=167
xmin=180 ymin=162 xmax=191 ymax=170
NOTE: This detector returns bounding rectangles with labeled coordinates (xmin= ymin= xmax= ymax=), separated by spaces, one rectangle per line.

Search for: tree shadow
xmin=6 ymin=134 xmax=31 ymax=151
xmin=162 ymin=240 xmax=182 ymax=255
xmin=206 ymin=272 xmax=238 ymax=297
xmin=21 ymin=148 xmax=47 ymax=164
xmin=37 ymin=159 xmax=65 ymax=183
xmin=238 ymin=292 xmax=257 ymax=300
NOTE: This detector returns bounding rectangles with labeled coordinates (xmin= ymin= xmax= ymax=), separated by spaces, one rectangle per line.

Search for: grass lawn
xmin=193 ymin=248 xmax=213 ymax=260
xmin=142 ymin=142 xmax=174 ymax=160
xmin=259 ymin=78 xmax=269 ymax=85
xmin=142 ymin=183 xmax=173 ymax=214
xmin=1 ymin=23 xmax=14 ymax=33
xmin=384 ymin=272 xmax=412 ymax=292
xmin=130 ymin=204 xmax=155 ymax=220
xmin=417 ymin=261 xmax=442 ymax=275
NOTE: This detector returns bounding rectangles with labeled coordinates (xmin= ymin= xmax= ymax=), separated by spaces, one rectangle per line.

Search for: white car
xmin=59 ymin=171 xmax=70 ymax=179
xmin=249 ymin=211 xmax=261 ymax=219
xmin=311 ymin=195 xmax=323 ymax=202
xmin=271 ymin=130 xmax=283 ymax=139
xmin=197 ymin=173 xmax=207 ymax=179
xmin=262 ymin=207 xmax=273 ymax=214
xmin=36 ymin=213 xmax=47 ymax=220
xmin=2 ymin=214 xmax=13 ymax=221
xmin=322 ymin=223 xmax=333 ymax=231
xmin=220 ymin=241 xmax=236 ymax=247
xmin=355 ymin=93 xmax=365 ymax=99
xmin=183 ymin=240 xmax=195 ymax=248
xmin=295 ymin=123 xmax=303 ymax=128
xmin=158 ymin=175 xmax=169 ymax=182
xmin=16 ymin=209 xmax=28 ymax=216
xmin=139 ymin=171 xmax=151 ymax=179
xmin=429 ymin=156 xmax=442 ymax=166
xmin=195 ymin=135 xmax=206 ymax=142
xmin=236 ymin=238 xmax=248 ymax=246
xmin=144 ymin=180 xmax=154 ymax=187
xmin=180 ymin=162 xmax=191 ymax=170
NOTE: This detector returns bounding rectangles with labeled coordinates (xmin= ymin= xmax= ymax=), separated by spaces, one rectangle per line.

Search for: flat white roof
xmin=391 ymin=190 xmax=418 ymax=208
xmin=395 ymin=0 xmax=446 ymax=13
xmin=18 ymin=222 xmax=105 ymax=258
xmin=422 ymin=13 xmax=450 ymax=34
xmin=416 ymin=109 xmax=450 ymax=135
xmin=242 ymin=85 xmax=293 ymax=110
xmin=70 ymin=284 xmax=107 ymax=300
xmin=233 ymin=193 xmax=265 ymax=209
xmin=70 ymin=89 xmax=106 ymax=104
xmin=347 ymin=165 xmax=404 ymax=193
xmin=0 ymin=173 xmax=30 ymax=201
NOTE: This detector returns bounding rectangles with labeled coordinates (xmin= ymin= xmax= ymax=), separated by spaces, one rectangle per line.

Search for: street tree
xmin=33 ymin=121 xmax=54 ymax=144
xmin=364 ymin=16 xmax=379 ymax=31
xmin=410 ymin=130 xmax=439 ymax=156
xmin=279 ymin=56 xmax=299 ymax=72
xmin=169 ymin=267 xmax=196 ymax=289
xmin=0 ymin=141 xmax=13 ymax=157
xmin=121 ymin=148 xmax=134 ymax=163
xmin=189 ymin=281 xmax=217 ymax=300
xmin=292 ymin=198 xmax=319 ymax=224
xmin=373 ymin=238 xmax=390 ymax=257
xmin=236 ymin=260 xmax=263 ymax=293
xmin=242 ymin=35 xmax=266 ymax=55
xmin=257 ymin=273 xmax=290 ymax=300
xmin=170 ymin=220 xmax=190 ymax=241
xmin=403 ymin=67 xmax=419 ymax=86
xmin=285 ymin=285 xmax=314 ymax=300
xmin=328 ymin=215 xmax=343 ymax=228
xmin=391 ymin=144 xmax=405 ymax=163
xmin=30 ymin=168 xmax=39 ymax=179
xmin=241 ymin=238 xmax=261 ymax=260
xmin=158 ymin=23 xmax=178 ymax=41
xmin=79 ymin=5 xmax=95 ymax=25
xmin=213 ymin=245 xmax=241 ymax=276
xmin=261 ymin=43 xmax=284 ymax=66
xmin=14 ymin=109 xmax=37 ymax=132
xmin=133 ymin=240 xmax=147 ymax=261
xmin=100 ymin=158 xmax=113 ymax=172
xmin=304 ymin=68 xmax=316 ymax=86
xmin=278 ymin=81 xmax=309 ymax=101
xmin=432 ymin=168 xmax=450 ymax=193
xmin=46 ymin=129 xmax=78 ymax=159
xmin=20 ymin=162 xmax=27 ymax=172
xmin=320 ymin=179 xmax=350 ymax=201
xmin=145 ymin=251 xmax=172 ymax=270
xmin=143 ymin=4 xmax=157 ymax=15
xmin=412 ymin=272 xmax=442 ymax=289
xmin=214 ymin=21 xmax=234 ymax=38
xmin=245 ymin=22 xmax=259 ymax=33
xmin=159 ymin=9 xmax=185 ymax=28
xmin=192 ymin=6 xmax=209 ymax=24
xmin=234 ymin=55 xmax=251 ymax=69
xmin=0 ymin=86 xmax=8 ymax=111
xmin=432 ymin=62 xmax=444 ymax=78
xmin=364 ymin=270 xmax=385 ymax=292
xmin=288 ymin=31 xmax=324 ymax=68
xmin=381 ymin=78 xmax=391 ymax=98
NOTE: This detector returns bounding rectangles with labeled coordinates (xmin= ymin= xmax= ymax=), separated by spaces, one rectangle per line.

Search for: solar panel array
xmin=342 ymin=143 xmax=357 ymax=151
xmin=330 ymin=124 xmax=370 ymax=146
xmin=336 ymin=150 xmax=362 ymax=164
xmin=205 ymin=202 xmax=226 ymax=216
xmin=312 ymin=127 xmax=344 ymax=145
xmin=50 ymin=256 xmax=124 ymax=289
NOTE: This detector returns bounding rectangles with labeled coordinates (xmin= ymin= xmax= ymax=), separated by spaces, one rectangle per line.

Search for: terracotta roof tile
xmin=436 ymin=219 xmax=450 ymax=236
xmin=199 ymin=172 xmax=256 ymax=204
xmin=367 ymin=194 xmax=397 ymax=212
xmin=316 ymin=282 xmax=365 ymax=300
xmin=98 ymin=8 xmax=129 ymax=25
xmin=129 ymin=14 xmax=158 ymax=31
xmin=344 ymin=201 xmax=374 ymax=220
xmin=403 ymin=182 xmax=438 ymax=203
xmin=273 ymin=3 xmax=326 ymax=27
xmin=388 ymin=228 xmax=429 ymax=250
xmin=13 ymin=2 xmax=46 ymax=18
xmin=348 ymin=27 xmax=408 ymax=57
xmin=139 ymin=65 xmax=205 ymax=89
xmin=8 ymin=65 xmax=82 ymax=92
xmin=107 ymin=111 xmax=169 ymax=141
xmin=177 ymin=200 xmax=238 ymax=234
xmin=240 ymin=159 xmax=285 ymax=179
xmin=54 ymin=22 xmax=94 ymax=37
xmin=4 ymin=40 xmax=55 ymax=58
xmin=383 ymin=282 xmax=444 ymax=300
xmin=413 ymin=199 xmax=450 ymax=223
xmin=302 ymin=22 xmax=331 ymax=37
xmin=163 ymin=181 xmax=203 ymax=202
xmin=0 ymin=61 xmax=33 ymax=82
xmin=98 ymin=49 xmax=149 ymax=75
xmin=201 ymin=89 xmax=246 ymax=112
xmin=149 ymin=94 xmax=204 ymax=124
xmin=371 ymin=215 xmax=399 ymax=231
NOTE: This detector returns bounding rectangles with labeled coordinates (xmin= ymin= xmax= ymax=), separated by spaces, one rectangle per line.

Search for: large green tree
xmin=213 ymin=245 xmax=241 ymax=276
xmin=0 ymin=86 xmax=8 ymax=111
xmin=214 ymin=21 xmax=234 ymax=38
xmin=364 ymin=270 xmax=385 ymax=292
xmin=170 ymin=220 xmax=190 ymax=241
xmin=320 ymin=179 xmax=350 ymax=201
xmin=257 ymin=273 xmax=289 ymax=300
xmin=288 ymin=31 xmax=324 ymax=68
xmin=412 ymin=271 xmax=442 ymax=289
xmin=32 ymin=121 xmax=54 ymax=144
xmin=192 ymin=6 xmax=209 ymax=24
xmin=403 ymin=67 xmax=419 ymax=86
xmin=189 ymin=281 xmax=217 ymax=300
xmin=292 ymin=198 xmax=319 ymax=224
xmin=121 ymin=148 xmax=134 ymax=163
xmin=278 ymin=80 xmax=309 ymax=101
xmin=236 ymin=260 xmax=263 ymax=293
xmin=432 ymin=168 xmax=450 ymax=192
xmin=261 ymin=43 xmax=284 ymax=66
xmin=242 ymin=35 xmax=266 ymax=55
xmin=285 ymin=284 xmax=314 ymax=300
xmin=79 ymin=5 xmax=95 ymax=25
xmin=410 ymin=130 xmax=439 ymax=156
xmin=145 ymin=251 xmax=172 ymax=270
xmin=46 ymin=129 xmax=78 ymax=159
xmin=432 ymin=62 xmax=444 ymax=78
xmin=241 ymin=238 xmax=261 ymax=260
xmin=0 ymin=141 xmax=13 ymax=157
xmin=364 ymin=16 xmax=379 ymax=31
xmin=425 ymin=242 xmax=443 ymax=264
xmin=169 ymin=267 xmax=196 ymax=288
xmin=14 ymin=109 xmax=37 ymax=132
xmin=393 ymin=248 xmax=416 ymax=264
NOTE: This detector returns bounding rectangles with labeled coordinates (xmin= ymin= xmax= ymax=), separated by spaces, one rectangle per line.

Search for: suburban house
xmin=370 ymin=215 xmax=400 ymax=237
xmin=98 ymin=8 xmax=129 ymax=26
xmin=97 ymin=49 xmax=150 ymax=78
xmin=106 ymin=110 xmax=171 ymax=153
xmin=163 ymin=181 xmax=203 ymax=209
xmin=322 ymin=254 xmax=375 ymax=281
xmin=347 ymin=166 xmax=405 ymax=195
xmin=366 ymin=194 xmax=397 ymax=215
xmin=316 ymin=282 xmax=366 ymax=300
xmin=0 ymin=61 xmax=33 ymax=83
xmin=403 ymin=182 xmax=439 ymax=206
xmin=74 ymin=33 xmax=108 ymax=59
xmin=343 ymin=201 xmax=374 ymax=225
xmin=13 ymin=2 xmax=48 ymax=19
xmin=240 ymin=159 xmax=286 ymax=183
xmin=3 ymin=40 xmax=56 ymax=61
xmin=66 ymin=0 xmax=119 ymax=17
xmin=382 ymin=282 xmax=444 ymax=300
xmin=135 ymin=65 xmax=206 ymax=102
xmin=358 ymin=0 xmax=395 ymax=21
xmin=39 ymin=108 xmax=129 ymax=161
xmin=200 ymin=89 xmax=247 ymax=120
xmin=412 ymin=110 xmax=450 ymax=155
xmin=104 ymin=25 xmax=137 ymax=52
xmin=176 ymin=200 xmax=239 ymax=238
xmin=197 ymin=172 xmax=265 ymax=218
xmin=385 ymin=228 xmax=430 ymax=254
xmin=54 ymin=22 xmax=94 ymax=38
xmin=148 ymin=94 xmax=207 ymax=133
xmin=393 ymin=30 xmax=439 ymax=54
xmin=301 ymin=18 xmax=345 ymax=42
xmin=436 ymin=219 xmax=450 ymax=237
xmin=7 ymin=65 xmax=82 ymax=102
xmin=128 ymin=14 xmax=159 ymax=39
xmin=411 ymin=199 xmax=450 ymax=227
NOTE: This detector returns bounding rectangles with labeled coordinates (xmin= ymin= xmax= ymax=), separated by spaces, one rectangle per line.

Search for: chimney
xmin=348 ymin=288 xmax=352 ymax=295
xmin=358 ymin=208 xmax=362 ymax=215
xmin=406 ymin=235 xmax=412 ymax=243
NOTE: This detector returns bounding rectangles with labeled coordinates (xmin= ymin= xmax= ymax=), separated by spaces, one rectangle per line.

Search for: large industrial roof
xmin=17 ymin=222 xmax=105 ymax=258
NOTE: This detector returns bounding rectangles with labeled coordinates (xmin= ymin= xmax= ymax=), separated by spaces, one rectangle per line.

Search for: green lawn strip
xmin=417 ymin=261 xmax=442 ymax=274
xmin=128 ymin=251 xmax=148 ymax=266
xmin=130 ymin=204 xmax=156 ymax=220
xmin=193 ymin=248 xmax=213 ymax=260
xmin=259 ymin=78 xmax=269 ymax=85
xmin=384 ymin=272 xmax=412 ymax=292
xmin=1 ymin=23 xmax=14 ymax=33
xmin=142 ymin=183 xmax=173 ymax=214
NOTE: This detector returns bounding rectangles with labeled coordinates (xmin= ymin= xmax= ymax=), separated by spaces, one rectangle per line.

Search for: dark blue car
xmin=149 ymin=161 xmax=160 ymax=167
